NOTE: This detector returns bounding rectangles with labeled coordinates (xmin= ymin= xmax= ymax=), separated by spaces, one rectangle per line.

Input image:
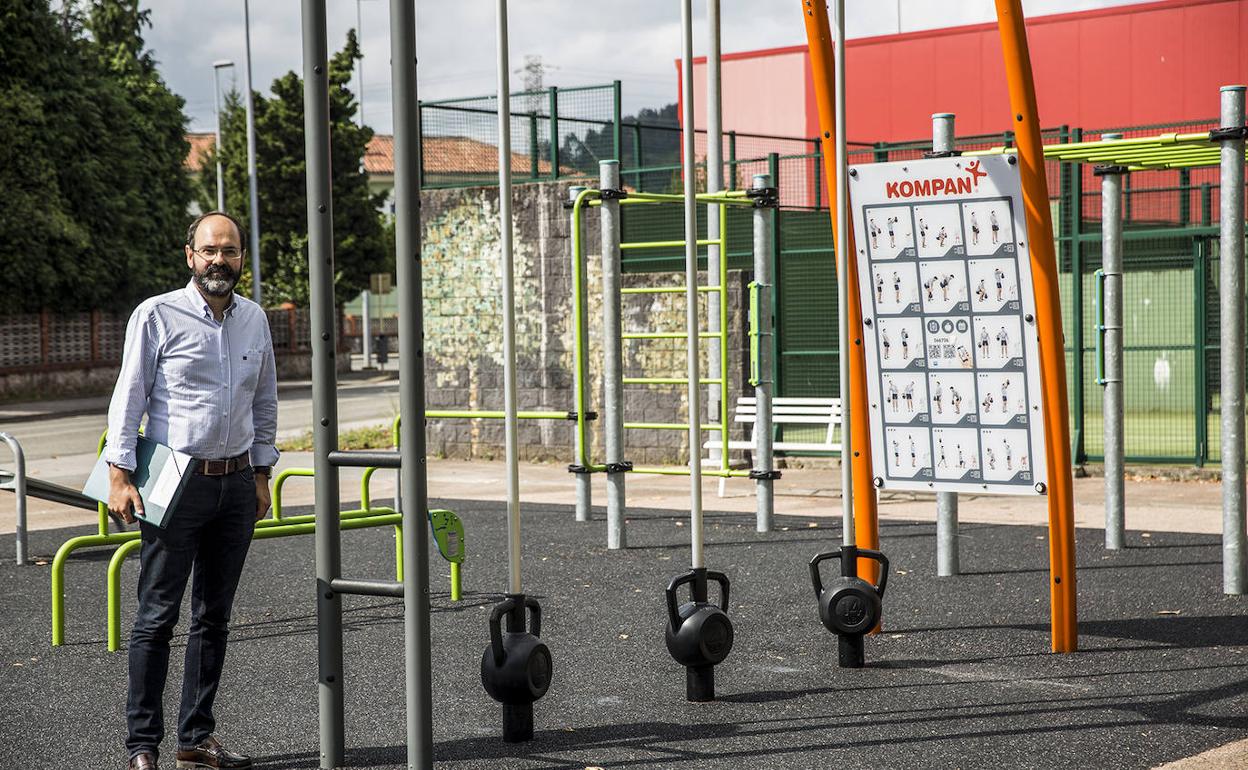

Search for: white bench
xmin=702 ymin=396 xmax=842 ymax=494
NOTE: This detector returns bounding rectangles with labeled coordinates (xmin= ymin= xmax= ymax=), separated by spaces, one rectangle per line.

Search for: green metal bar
xmin=612 ymin=80 xmax=622 ymax=166
xmin=748 ymin=281 xmax=761 ymax=386
xmin=426 ymin=410 xmax=569 ymax=420
xmin=630 ymin=466 xmax=752 ymax=478
xmin=1195 ymin=237 xmax=1209 ymax=466
xmin=96 ymin=431 xmax=109 ymax=536
xmin=623 ymin=377 xmax=724 ymax=385
xmin=625 ymin=422 xmax=724 ymax=431
xmin=1070 ymin=128 xmax=1086 ymax=464
xmin=548 ymin=86 xmax=559 ymax=181
xmin=272 ymin=467 xmax=316 ymax=521
xmin=620 ymin=238 xmax=718 ymax=250
xmin=571 ymin=187 xmax=599 ymax=468
xmin=717 ymin=202 xmax=730 ymax=472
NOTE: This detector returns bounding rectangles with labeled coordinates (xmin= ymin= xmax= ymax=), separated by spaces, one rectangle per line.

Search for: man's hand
xmin=255 ymin=472 xmax=271 ymax=521
xmin=107 ymin=465 xmax=144 ymax=524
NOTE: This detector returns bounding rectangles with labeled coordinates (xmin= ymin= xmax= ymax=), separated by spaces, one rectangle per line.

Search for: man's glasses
xmin=191 ymin=246 xmax=244 ymax=261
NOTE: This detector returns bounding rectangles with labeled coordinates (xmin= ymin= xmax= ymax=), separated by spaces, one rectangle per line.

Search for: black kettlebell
xmin=480 ymin=594 xmax=551 ymax=742
xmin=809 ymin=545 xmax=889 ymax=668
xmin=664 ymin=567 xmax=733 ymax=701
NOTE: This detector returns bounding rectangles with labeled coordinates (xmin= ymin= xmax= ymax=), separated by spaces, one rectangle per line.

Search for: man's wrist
xmin=253 ymin=465 xmax=271 ymax=478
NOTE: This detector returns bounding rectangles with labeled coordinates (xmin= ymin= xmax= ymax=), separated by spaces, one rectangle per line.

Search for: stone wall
xmin=417 ymin=181 xmax=748 ymax=465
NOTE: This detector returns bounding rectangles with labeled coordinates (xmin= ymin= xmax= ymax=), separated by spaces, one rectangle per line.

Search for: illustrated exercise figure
xmin=950 ymin=385 xmax=963 ymax=414
xmin=876 ymin=273 xmax=884 ymax=303
xmin=990 ymin=210 xmax=1000 ymax=244
xmin=986 ymin=447 xmax=996 ymax=470
xmin=997 ymin=326 xmax=1009 ymax=358
xmin=869 ymin=217 xmax=881 ymax=249
xmin=882 ymin=329 xmax=892 ymax=359
xmin=892 ymin=439 xmax=900 ymax=467
xmin=903 ymin=381 xmax=915 ymax=412
xmin=976 ymin=277 xmax=988 ymax=303
xmin=900 ymin=328 xmax=910 ymax=359
xmin=994 ymin=266 xmax=1006 ymax=301
xmin=956 ymin=444 xmax=966 ymax=469
xmin=937 ymin=438 xmax=948 ymax=468
xmin=887 ymin=216 xmax=899 ymax=248
xmin=918 ymin=218 xmax=929 ymax=248
xmin=923 ymin=276 xmax=935 ymax=301
xmin=938 ymin=273 xmax=954 ymax=301
xmin=1001 ymin=379 xmax=1010 ymax=413
xmin=1005 ymin=441 xmax=1014 ymax=470
xmin=932 ymin=379 xmax=943 ymax=414
xmin=982 ymin=391 xmax=994 ymax=413
xmin=936 ymin=225 xmax=949 ymax=249
xmin=978 ymin=327 xmax=990 ymax=358
xmin=893 ymin=271 xmax=902 ymax=303
xmin=889 ymin=380 xmax=900 ymax=413
xmin=909 ymin=437 xmax=917 ymax=467
xmin=970 ymin=211 xmax=980 ymax=245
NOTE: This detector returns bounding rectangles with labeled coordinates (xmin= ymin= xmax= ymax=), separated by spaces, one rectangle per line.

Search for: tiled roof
xmin=185 ymin=132 xmax=554 ymax=177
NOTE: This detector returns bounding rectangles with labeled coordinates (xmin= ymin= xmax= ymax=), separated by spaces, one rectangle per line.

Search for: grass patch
xmin=278 ymin=423 xmax=393 ymax=452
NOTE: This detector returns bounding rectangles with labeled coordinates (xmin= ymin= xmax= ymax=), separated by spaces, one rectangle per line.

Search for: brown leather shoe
xmin=128 ymin=751 xmax=157 ymax=770
xmin=175 ymin=735 xmax=252 ymax=769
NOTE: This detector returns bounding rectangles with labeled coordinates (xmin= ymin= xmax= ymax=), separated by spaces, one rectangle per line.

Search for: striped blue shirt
xmin=104 ymin=281 xmax=280 ymax=472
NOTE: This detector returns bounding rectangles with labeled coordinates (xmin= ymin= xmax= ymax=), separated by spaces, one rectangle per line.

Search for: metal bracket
xmin=1209 ymin=125 xmax=1248 ymax=142
xmin=745 ymin=186 xmax=779 ymax=208
xmin=566 ymin=410 xmax=598 ymax=422
xmin=567 ymin=464 xmax=596 ymax=475
xmin=749 ymin=469 xmax=782 ymax=480
xmin=1093 ymin=164 xmax=1130 ymax=176
xmin=599 ymin=187 xmax=629 ymax=200
xmin=605 ymin=461 xmax=634 ymax=473
xmin=922 ymin=149 xmax=962 ymax=159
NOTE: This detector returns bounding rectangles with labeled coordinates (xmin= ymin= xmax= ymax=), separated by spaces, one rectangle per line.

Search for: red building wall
xmin=685 ymin=0 xmax=1248 ymax=145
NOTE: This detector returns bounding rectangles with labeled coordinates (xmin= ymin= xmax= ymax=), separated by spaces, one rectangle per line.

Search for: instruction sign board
xmin=849 ymin=154 xmax=1048 ymax=496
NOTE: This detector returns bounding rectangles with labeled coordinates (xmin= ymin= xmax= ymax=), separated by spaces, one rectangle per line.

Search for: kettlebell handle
xmin=665 ymin=568 xmax=731 ymax=631
xmin=809 ymin=548 xmax=890 ymax=600
xmin=487 ymin=594 xmax=543 ymax=666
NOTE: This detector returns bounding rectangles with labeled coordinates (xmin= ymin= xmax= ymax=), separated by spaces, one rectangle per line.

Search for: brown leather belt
xmin=195 ymin=452 xmax=251 ymax=476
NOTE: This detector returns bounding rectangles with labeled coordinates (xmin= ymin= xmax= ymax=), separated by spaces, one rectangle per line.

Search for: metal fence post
xmin=600 ymin=161 xmax=626 ymax=549
xmin=768 ymin=152 xmax=782 ymax=396
xmin=548 ymin=86 xmax=559 ymax=181
xmin=1099 ymin=133 xmax=1126 ymax=550
xmin=301 ymin=2 xmax=345 ymax=764
xmin=1069 ymin=127 xmax=1086 ymax=465
xmin=752 ymin=175 xmax=775 ymax=532
xmin=931 ymin=113 xmax=960 ymax=577
xmin=1195 ymin=237 xmax=1209 ymax=467
xmin=812 ymin=138 xmax=822 ymax=210
xmin=632 ymin=122 xmax=643 ymax=190
xmin=1218 ymin=84 xmax=1246 ymax=595
xmin=361 ymin=289 xmax=372 ymax=367
xmin=612 ymin=80 xmax=623 ymax=164
xmin=0 ymin=433 xmax=27 ymax=566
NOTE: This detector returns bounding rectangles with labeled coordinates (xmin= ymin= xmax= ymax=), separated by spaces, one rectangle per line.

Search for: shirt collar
xmin=183 ymin=279 xmax=238 ymax=319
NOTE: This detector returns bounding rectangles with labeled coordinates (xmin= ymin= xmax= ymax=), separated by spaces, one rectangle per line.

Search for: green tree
xmin=0 ymin=0 xmax=191 ymax=312
xmin=202 ymin=30 xmax=387 ymax=306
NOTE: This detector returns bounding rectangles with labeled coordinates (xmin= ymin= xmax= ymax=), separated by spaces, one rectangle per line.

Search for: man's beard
xmin=194 ymin=263 xmax=240 ymax=297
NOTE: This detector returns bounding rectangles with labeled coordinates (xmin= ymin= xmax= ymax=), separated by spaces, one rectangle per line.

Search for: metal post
xmin=681 ymin=0 xmax=705 ymax=568
xmin=705 ymin=0 xmax=723 ymax=472
xmin=933 ymin=112 xmax=959 ymax=576
xmin=569 ymin=186 xmax=592 ymax=524
xmin=612 ymin=80 xmax=623 ymax=164
xmin=243 ymin=0 xmax=263 ymax=304
xmin=548 ymin=86 xmax=559 ymax=181
xmin=1100 ymin=133 xmax=1125 ymax=550
xmin=1219 ymin=85 xmax=1246 ymax=595
xmin=391 ymin=0 xmax=434 ymax=763
xmin=1070 ymin=128 xmax=1086 ymax=465
xmin=355 ymin=0 xmax=364 ymax=128
xmin=600 ymin=161 xmax=626 ymax=548
xmin=361 ymin=289 xmax=372 ymax=368
xmin=212 ymin=60 xmax=234 ymax=211
xmin=752 ymin=176 xmax=774 ymax=532
xmin=1 ymin=433 xmax=27 ymax=566
xmin=497 ymin=0 xmax=523 ymax=594
xmin=834 ymin=1 xmax=853 ymax=549
xmin=300 ymin=2 xmax=344 ymax=765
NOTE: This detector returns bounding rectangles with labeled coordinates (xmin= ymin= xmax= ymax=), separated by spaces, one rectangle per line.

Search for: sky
xmin=144 ymin=0 xmax=1149 ymax=136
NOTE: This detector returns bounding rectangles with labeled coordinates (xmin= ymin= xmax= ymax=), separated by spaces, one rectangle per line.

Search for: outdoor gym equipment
xmin=477 ymin=0 xmax=552 ymax=744
xmin=809 ymin=545 xmax=888 ymax=668
xmin=661 ymin=0 xmax=735 ymax=703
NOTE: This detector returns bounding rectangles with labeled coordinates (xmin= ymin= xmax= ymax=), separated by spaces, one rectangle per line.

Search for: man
xmin=106 ymin=211 xmax=277 ymax=770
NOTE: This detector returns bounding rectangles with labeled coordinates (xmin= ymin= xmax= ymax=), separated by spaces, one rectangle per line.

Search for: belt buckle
xmin=203 ymin=459 xmax=228 ymax=476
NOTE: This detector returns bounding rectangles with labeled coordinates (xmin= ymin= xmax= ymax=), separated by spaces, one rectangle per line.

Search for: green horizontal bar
xmin=621 ymin=239 xmax=718 ymax=250
xmin=623 ymin=377 xmax=725 ymax=385
xmin=624 ymin=422 xmax=725 ymax=431
xmin=630 ymin=466 xmax=752 ymax=478
xmin=621 ymin=332 xmax=720 ymax=340
xmin=620 ymin=285 xmax=720 ymax=294
xmin=426 ymin=410 xmax=568 ymax=420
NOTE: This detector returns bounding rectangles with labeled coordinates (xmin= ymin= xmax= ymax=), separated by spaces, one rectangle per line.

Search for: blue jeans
xmin=126 ymin=467 xmax=256 ymax=760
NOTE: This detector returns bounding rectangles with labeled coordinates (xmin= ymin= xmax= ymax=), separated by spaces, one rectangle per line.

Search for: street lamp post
xmin=242 ymin=0 xmax=262 ymax=305
xmin=212 ymin=60 xmax=234 ymax=212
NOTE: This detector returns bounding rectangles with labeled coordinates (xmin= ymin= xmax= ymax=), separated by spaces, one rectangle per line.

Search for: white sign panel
xmin=849 ymin=154 xmax=1048 ymax=496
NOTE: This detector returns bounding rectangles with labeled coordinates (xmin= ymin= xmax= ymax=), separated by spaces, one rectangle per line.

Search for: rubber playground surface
xmin=2 ymin=497 xmax=1245 ymax=769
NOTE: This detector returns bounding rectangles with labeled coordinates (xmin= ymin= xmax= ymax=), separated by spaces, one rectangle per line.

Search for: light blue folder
xmin=83 ymin=436 xmax=194 ymax=528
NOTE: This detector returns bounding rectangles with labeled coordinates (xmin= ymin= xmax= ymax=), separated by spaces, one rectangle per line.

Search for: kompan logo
xmin=885 ymin=160 xmax=988 ymax=199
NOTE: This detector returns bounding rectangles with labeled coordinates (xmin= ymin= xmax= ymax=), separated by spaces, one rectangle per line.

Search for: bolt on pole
xmin=1100 ymin=133 xmax=1125 ymax=551
xmin=1219 ymin=85 xmax=1246 ymax=595
xmin=932 ymin=112 xmax=959 ymax=576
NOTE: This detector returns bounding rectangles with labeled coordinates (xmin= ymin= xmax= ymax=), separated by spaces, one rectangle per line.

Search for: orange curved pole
xmin=799 ymin=0 xmax=880 ymax=585
xmin=995 ymin=0 xmax=1078 ymax=653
